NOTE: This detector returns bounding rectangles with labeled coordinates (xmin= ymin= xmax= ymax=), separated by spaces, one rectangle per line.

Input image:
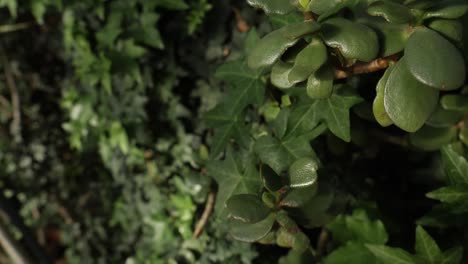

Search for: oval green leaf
xmin=288 ymin=157 xmax=319 ymax=188
xmin=248 ymin=21 xmax=321 ymax=69
xmin=405 ymin=28 xmax=465 ymax=90
xmin=306 ymin=65 xmax=334 ymax=99
xmin=322 ymin=18 xmax=379 ymax=63
xmin=428 ymin=19 xmax=463 ymax=44
xmin=441 ymin=94 xmax=468 ymax=112
xmin=229 ymin=213 xmax=276 ymax=242
xmin=384 ymin=58 xmax=439 ymax=132
xmin=288 ymin=37 xmax=327 ymax=83
xmin=409 ymin=125 xmax=457 ymax=151
xmin=426 ymin=105 xmax=464 ymax=127
xmin=271 ymin=60 xmax=295 ymax=89
xmin=226 ymin=194 xmax=270 ymax=223
xmin=367 ymin=1 xmax=414 ymax=24
xmin=280 ymin=184 xmax=319 ymax=208
xmin=247 ymin=0 xmax=295 ymax=15
xmin=373 ymin=65 xmax=394 ymax=127
xmin=423 ymin=1 xmax=468 ymax=20
xmin=363 ymin=20 xmax=412 ymax=57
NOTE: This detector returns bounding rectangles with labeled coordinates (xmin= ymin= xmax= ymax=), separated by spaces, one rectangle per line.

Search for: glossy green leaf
xmin=226 ymin=194 xmax=270 ymax=223
xmin=373 ymin=65 xmax=394 ymax=127
xmin=325 ymin=243 xmax=378 ymax=264
xmin=207 ymin=148 xmax=263 ymax=216
xmin=363 ymin=20 xmax=412 ymax=57
xmin=272 ymin=108 xmax=290 ymax=139
xmin=306 ymin=65 xmax=334 ymax=99
xmin=366 ymin=245 xmax=416 ymax=264
xmin=426 ymin=105 xmax=464 ymax=127
xmin=384 ymin=59 xmax=439 ymax=132
xmin=322 ymin=18 xmax=379 ymax=63
xmin=276 ymin=227 xmax=310 ymax=252
xmin=276 ymin=210 xmax=299 ymax=230
xmin=441 ymin=247 xmax=463 ymax=264
xmin=404 ymin=0 xmax=438 ymax=10
xmin=269 ymin=12 xmax=304 ymax=29
xmin=280 ymin=185 xmax=319 ymax=208
xmin=271 ymin=60 xmax=295 ymax=89
xmin=288 ymin=38 xmax=328 ymax=83
xmin=441 ymin=94 xmax=468 ymax=112
xmin=423 ymin=1 xmax=468 ymax=20
xmin=288 ymin=157 xmax=319 ymax=188
xmin=247 ymin=0 xmax=295 ymax=15
xmin=367 ymin=1 xmax=414 ymax=24
xmin=248 ymin=21 xmax=321 ymax=69
xmin=428 ymin=19 xmax=463 ymax=44
xmin=415 ymin=226 xmax=443 ymax=264
xmin=441 ymin=144 xmax=468 ymax=185
xmin=409 ymin=126 xmax=457 ymax=151
xmin=229 ymin=213 xmax=276 ymax=242
xmin=255 ymin=135 xmax=316 ymax=175
xmin=287 ymin=89 xmax=363 ymax=141
xmin=314 ymin=0 xmax=360 ymax=22
xmin=405 ymin=28 xmax=465 ymax=90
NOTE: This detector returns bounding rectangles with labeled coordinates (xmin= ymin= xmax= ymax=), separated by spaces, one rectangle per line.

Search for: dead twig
xmin=233 ymin=8 xmax=250 ymax=33
xmin=334 ymin=54 xmax=400 ymax=79
xmin=316 ymin=228 xmax=329 ymax=258
xmin=193 ymin=191 xmax=216 ymax=239
xmin=2 ymin=54 xmax=22 ymax=142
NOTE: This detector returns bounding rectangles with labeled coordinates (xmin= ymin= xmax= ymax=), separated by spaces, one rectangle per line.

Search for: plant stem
xmin=334 ymin=54 xmax=400 ymax=79
xmin=0 ymin=22 xmax=34 ymax=34
xmin=193 ymin=191 xmax=216 ymax=239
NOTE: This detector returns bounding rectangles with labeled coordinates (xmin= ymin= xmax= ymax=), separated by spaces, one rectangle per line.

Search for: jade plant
xmin=206 ymin=0 xmax=468 ymax=262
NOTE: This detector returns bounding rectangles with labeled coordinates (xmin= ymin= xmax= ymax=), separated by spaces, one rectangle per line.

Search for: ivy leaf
xmin=215 ymin=60 xmax=265 ymax=116
xmin=440 ymin=144 xmax=468 ymax=185
xmin=254 ymin=134 xmax=316 ymax=175
xmin=286 ymin=89 xmax=363 ymax=142
xmin=325 ymin=242 xmax=378 ymax=264
xmin=366 ymin=245 xmax=415 ymax=264
xmin=426 ymin=186 xmax=468 ymax=204
xmin=415 ymin=226 xmax=443 ymax=264
xmin=441 ymin=246 xmax=463 ymax=264
xmin=207 ymin=147 xmax=262 ymax=217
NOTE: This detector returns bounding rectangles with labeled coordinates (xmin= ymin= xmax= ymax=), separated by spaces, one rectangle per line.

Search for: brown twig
xmin=316 ymin=228 xmax=329 ymax=258
xmin=334 ymin=54 xmax=400 ymax=79
xmin=57 ymin=206 xmax=73 ymax=225
xmin=233 ymin=8 xmax=250 ymax=33
xmin=2 ymin=54 xmax=21 ymax=142
xmin=193 ymin=191 xmax=216 ymax=239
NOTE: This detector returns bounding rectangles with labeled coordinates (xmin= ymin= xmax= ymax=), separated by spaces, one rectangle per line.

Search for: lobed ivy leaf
xmin=286 ymin=89 xmax=363 ymax=142
xmin=441 ymin=246 xmax=463 ymax=264
xmin=207 ymin=147 xmax=262 ymax=217
xmin=366 ymin=245 xmax=415 ymax=264
xmin=325 ymin=242 xmax=378 ymax=264
xmin=440 ymin=144 xmax=468 ymax=185
xmin=415 ymin=226 xmax=443 ymax=264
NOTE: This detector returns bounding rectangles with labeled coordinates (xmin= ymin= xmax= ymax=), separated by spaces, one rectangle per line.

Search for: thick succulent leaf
xmin=288 ymin=157 xmax=319 ymax=188
xmin=426 ymin=105 xmax=464 ymax=128
xmin=254 ymin=134 xmax=316 ymax=175
xmin=207 ymin=148 xmax=263 ymax=217
xmin=248 ymin=21 xmax=321 ymax=69
xmin=269 ymin=12 xmax=304 ymax=29
xmin=363 ymin=21 xmax=412 ymax=57
xmin=272 ymin=108 xmax=290 ymax=139
xmin=367 ymin=1 xmax=414 ymax=24
xmin=405 ymin=28 xmax=465 ymax=90
xmin=229 ymin=213 xmax=276 ymax=242
xmin=325 ymin=243 xmax=378 ymax=264
xmin=415 ymin=226 xmax=443 ymax=264
xmin=373 ymin=65 xmax=394 ymax=127
xmin=428 ymin=19 xmax=463 ymax=44
xmin=276 ymin=227 xmax=310 ymax=252
xmin=247 ymin=0 xmax=295 ymax=15
xmin=404 ymin=0 xmax=438 ymax=10
xmin=226 ymin=194 xmax=270 ymax=223
xmin=288 ymin=37 xmax=328 ymax=83
xmin=409 ymin=126 xmax=457 ymax=151
xmin=366 ymin=245 xmax=416 ymax=264
xmin=384 ymin=58 xmax=439 ymax=132
xmin=322 ymin=18 xmax=379 ymax=63
xmin=280 ymin=185 xmax=318 ymax=208
xmin=287 ymin=89 xmax=363 ymax=141
xmin=306 ymin=65 xmax=334 ymax=99
xmin=423 ymin=0 xmax=468 ymax=20
xmin=440 ymin=144 xmax=468 ymax=185
xmin=313 ymin=0 xmax=361 ymax=22
xmin=271 ymin=60 xmax=295 ymax=89
xmin=441 ymin=94 xmax=468 ymax=112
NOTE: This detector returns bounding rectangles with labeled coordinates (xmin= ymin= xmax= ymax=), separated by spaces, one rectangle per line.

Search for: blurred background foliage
xmin=0 ymin=0 xmax=267 ymax=263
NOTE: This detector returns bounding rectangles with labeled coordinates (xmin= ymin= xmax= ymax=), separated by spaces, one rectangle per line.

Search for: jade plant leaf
xmin=384 ymin=59 xmax=439 ymax=132
xmin=426 ymin=105 xmax=464 ymax=127
xmin=247 ymin=0 xmax=295 ymax=15
xmin=248 ymin=21 xmax=321 ymax=69
xmin=288 ymin=157 xmax=319 ymax=188
xmin=409 ymin=125 xmax=457 ymax=151
xmin=229 ymin=213 xmax=276 ymax=242
xmin=306 ymin=65 xmax=334 ymax=99
xmin=441 ymin=94 xmax=468 ymax=112
xmin=367 ymin=1 xmax=414 ymax=24
xmin=288 ymin=37 xmax=328 ymax=84
xmin=373 ymin=65 xmax=394 ymax=127
xmin=322 ymin=18 xmax=379 ymax=63
xmin=405 ymin=28 xmax=465 ymax=90
xmin=271 ymin=60 xmax=295 ymax=89
xmin=423 ymin=1 xmax=468 ymax=20
xmin=363 ymin=21 xmax=412 ymax=57
xmin=428 ymin=19 xmax=463 ymax=44
xmin=226 ymin=194 xmax=270 ymax=223
xmin=276 ymin=227 xmax=310 ymax=252
xmin=279 ymin=185 xmax=318 ymax=208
